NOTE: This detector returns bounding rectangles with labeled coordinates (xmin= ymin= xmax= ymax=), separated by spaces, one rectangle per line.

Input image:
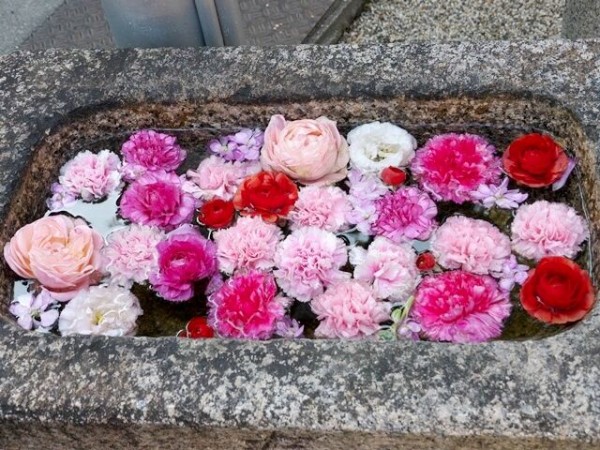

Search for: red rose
xmin=233 ymin=171 xmax=298 ymax=223
xmin=503 ymin=133 xmax=568 ymax=188
xmin=197 ymin=198 xmax=235 ymax=229
xmin=381 ymin=167 xmax=407 ymax=186
xmin=520 ymin=256 xmax=595 ymax=324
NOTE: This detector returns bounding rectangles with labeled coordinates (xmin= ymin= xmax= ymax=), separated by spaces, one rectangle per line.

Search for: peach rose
xmin=4 ymin=215 xmax=104 ymax=300
xmin=261 ymin=115 xmax=349 ymax=185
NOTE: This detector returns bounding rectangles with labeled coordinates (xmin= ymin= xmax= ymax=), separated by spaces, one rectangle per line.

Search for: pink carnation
xmin=184 ymin=155 xmax=261 ymax=202
xmin=411 ymin=133 xmax=501 ymax=203
xmin=511 ymin=200 xmax=589 ymax=261
xmin=352 ymin=237 xmax=420 ymax=301
xmin=413 ymin=271 xmax=511 ymax=343
xmin=274 ymin=227 xmax=349 ymax=302
xmin=121 ymin=130 xmax=186 ymax=181
xmin=208 ymin=270 xmax=286 ymax=339
xmin=59 ymin=150 xmax=121 ymax=201
xmin=289 ymin=185 xmax=351 ymax=232
xmin=102 ymin=224 xmax=165 ymax=287
xmin=372 ymin=187 xmax=437 ymax=243
xmin=149 ymin=226 xmax=217 ymax=301
xmin=431 ymin=216 xmax=511 ymax=276
xmin=213 ymin=216 xmax=283 ymax=274
xmin=119 ymin=170 xmax=195 ymax=230
xmin=311 ymin=280 xmax=390 ymax=339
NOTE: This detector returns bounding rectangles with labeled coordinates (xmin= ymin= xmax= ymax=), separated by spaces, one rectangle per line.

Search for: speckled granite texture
xmin=0 ymin=43 xmax=599 ymax=448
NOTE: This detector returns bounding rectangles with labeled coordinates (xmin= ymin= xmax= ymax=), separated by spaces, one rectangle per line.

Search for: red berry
xmin=416 ymin=252 xmax=436 ymax=271
xmin=186 ymin=317 xmax=215 ymax=339
xmin=380 ymin=167 xmax=407 ymax=186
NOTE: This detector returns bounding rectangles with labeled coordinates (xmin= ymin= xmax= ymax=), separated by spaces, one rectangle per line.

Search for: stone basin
xmin=0 ymin=42 xmax=599 ymax=448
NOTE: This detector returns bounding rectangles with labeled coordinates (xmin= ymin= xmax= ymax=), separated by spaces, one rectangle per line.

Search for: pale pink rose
xmin=261 ymin=115 xmax=349 ymax=185
xmin=3 ymin=215 xmax=104 ymax=301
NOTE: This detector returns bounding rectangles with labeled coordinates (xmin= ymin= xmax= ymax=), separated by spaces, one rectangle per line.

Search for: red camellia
xmin=381 ymin=166 xmax=407 ymax=186
xmin=233 ymin=171 xmax=299 ymax=223
xmin=503 ymin=133 xmax=569 ymax=188
xmin=198 ymin=198 xmax=235 ymax=229
xmin=520 ymin=256 xmax=595 ymax=324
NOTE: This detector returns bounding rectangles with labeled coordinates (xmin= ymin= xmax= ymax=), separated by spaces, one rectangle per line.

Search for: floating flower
xmin=430 ymin=216 xmax=511 ymax=275
xmin=197 ymin=198 xmax=235 ymax=229
xmin=274 ymin=317 xmax=305 ymax=339
xmin=121 ymin=130 xmax=186 ymax=181
xmin=119 ymin=170 xmax=195 ymax=230
xmin=9 ymin=289 xmax=59 ymax=331
xmin=380 ymin=166 xmax=407 ymax=187
xmin=371 ymin=187 xmax=437 ymax=243
xmin=289 ymin=185 xmax=350 ymax=232
xmin=213 ymin=216 xmax=283 ymax=274
xmin=233 ymin=171 xmax=298 ymax=223
xmin=58 ymin=150 xmax=122 ymax=201
xmin=274 ymin=227 xmax=349 ymax=302
xmin=261 ymin=115 xmax=349 ymax=185
xmin=46 ymin=182 xmax=77 ymax=211
xmin=411 ymin=133 xmax=501 ymax=203
xmin=471 ymin=178 xmax=528 ymax=209
xmin=416 ymin=252 xmax=436 ymax=271
xmin=496 ymin=254 xmax=529 ymax=291
xmin=413 ymin=271 xmax=511 ymax=343
xmin=102 ymin=224 xmax=165 ymax=287
xmin=3 ymin=215 xmax=104 ymax=301
xmin=511 ymin=200 xmax=589 ymax=261
xmin=311 ymin=280 xmax=390 ymax=339
xmin=208 ymin=270 xmax=285 ymax=339
xmin=182 ymin=316 xmax=215 ymax=339
xmin=397 ymin=318 xmax=422 ymax=341
xmin=353 ymin=237 xmax=420 ymax=301
xmin=520 ymin=256 xmax=595 ymax=324
xmin=208 ymin=128 xmax=263 ymax=162
xmin=345 ymin=169 xmax=389 ymax=234
xmin=347 ymin=122 xmax=417 ymax=173
xmin=552 ymin=157 xmax=577 ymax=191
xmin=149 ymin=226 xmax=217 ymax=302
xmin=58 ymin=284 xmax=143 ymax=336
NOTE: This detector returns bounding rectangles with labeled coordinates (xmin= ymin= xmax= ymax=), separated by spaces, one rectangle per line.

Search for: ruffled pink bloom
xmin=102 ymin=224 xmax=165 ymax=287
xmin=289 ymin=185 xmax=351 ymax=232
xmin=413 ymin=271 xmax=511 ymax=343
xmin=411 ymin=133 xmax=501 ymax=203
xmin=372 ymin=187 xmax=437 ymax=243
xmin=352 ymin=237 xmax=420 ymax=301
xmin=213 ymin=216 xmax=283 ymax=274
xmin=121 ymin=130 xmax=186 ymax=181
xmin=274 ymin=227 xmax=349 ymax=302
xmin=430 ymin=216 xmax=511 ymax=276
xmin=511 ymin=200 xmax=589 ymax=261
xmin=184 ymin=155 xmax=261 ymax=201
xmin=311 ymin=280 xmax=390 ymax=339
xmin=208 ymin=270 xmax=286 ymax=339
xmin=149 ymin=226 xmax=217 ymax=301
xmin=119 ymin=170 xmax=195 ymax=231
xmin=59 ymin=150 xmax=122 ymax=201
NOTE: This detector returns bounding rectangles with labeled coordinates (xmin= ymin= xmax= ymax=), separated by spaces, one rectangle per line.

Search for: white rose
xmin=347 ymin=122 xmax=417 ymax=173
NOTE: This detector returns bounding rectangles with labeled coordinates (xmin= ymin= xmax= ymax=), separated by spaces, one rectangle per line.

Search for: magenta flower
xmin=58 ymin=150 xmax=122 ymax=201
xmin=371 ymin=187 xmax=437 ymax=243
xmin=121 ymin=130 xmax=186 ymax=181
xmin=9 ymin=290 xmax=59 ymax=331
xmin=119 ymin=170 xmax=195 ymax=230
xmin=471 ymin=178 xmax=528 ymax=209
xmin=208 ymin=128 xmax=264 ymax=162
xmin=208 ymin=270 xmax=286 ymax=339
xmin=289 ymin=185 xmax=351 ymax=232
xmin=149 ymin=226 xmax=217 ymax=301
xmin=413 ymin=271 xmax=511 ymax=343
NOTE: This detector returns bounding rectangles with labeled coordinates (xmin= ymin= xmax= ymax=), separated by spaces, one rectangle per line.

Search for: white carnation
xmin=347 ymin=122 xmax=417 ymax=173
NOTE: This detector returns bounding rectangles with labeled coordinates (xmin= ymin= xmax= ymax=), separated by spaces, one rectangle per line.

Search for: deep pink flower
xmin=208 ymin=270 xmax=286 ymax=339
xmin=149 ymin=226 xmax=217 ymax=302
xmin=413 ymin=271 xmax=511 ymax=343
xmin=121 ymin=130 xmax=186 ymax=181
xmin=411 ymin=133 xmax=501 ymax=203
xmin=59 ymin=150 xmax=122 ymax=201
xmin=119 ymin=170 xmax=195 ymax=230
xmin=289 ymin=185 xmax=351 ymax=232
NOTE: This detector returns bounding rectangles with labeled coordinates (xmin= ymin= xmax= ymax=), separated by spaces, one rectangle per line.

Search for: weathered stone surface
xmin=564 ymin=0 xmax=600 ymax=39
xmin=0 ymin=42 xmax=599 ymax=448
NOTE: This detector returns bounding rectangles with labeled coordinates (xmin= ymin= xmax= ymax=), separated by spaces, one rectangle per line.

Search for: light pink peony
xmin=3 ymin=215 xmax=104 ymax=301
xmin=289 ymin=185 xmax=351 ymax=232
xmin=208 ymin=270 xmax=286 ymax=339
xmin=213 ymin=216 xmax=283 ymax=275
xmin=59 ymin=150 xmax=122 ymax=201
xmin=184 ymin=155 xmax=261 ymax=202
xmin=119 ymin=170 xmax=195 ymax=230
xmin=311 ymin=280 xmax=390 ymax=339
xmin=261 ymin=115 xmax=349 ymax=185
xmin=274 ymin=227 xmax=349 ymax=302
xmin=121 ymin=130 xmax=186 ymax=181
xmin=511 ymin=200 xmax=589 ymax=261
xmin=430 ymin=216 xmax=512 ymax=276
xmin=413 ymin=271 xmax=511 ymax=343
xmin=352 ymin=237 xmax=420 ymax=301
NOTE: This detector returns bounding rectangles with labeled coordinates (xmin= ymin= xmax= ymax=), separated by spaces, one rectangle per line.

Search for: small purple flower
xmin=471 ymin=178 xmax=528 ymax=209
xmin=397 ymin=319 xmax=421 ymax=341
xmin=274 ymin=317 xmax=304 ymax=339
xmin=494 ymin=255 xmax=530 ymax=291
xmin=9 ymin=290 xmax=59 ymax=331
xmin=345 ymin=169 xmax=390 ymax=234
xmin=208 ymin=128 xmax=263 ymax=162
xmin=552 ymin=157 xmax=577 ymax=191
xmin=47 ymin=182 xmax=78 ymax=211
